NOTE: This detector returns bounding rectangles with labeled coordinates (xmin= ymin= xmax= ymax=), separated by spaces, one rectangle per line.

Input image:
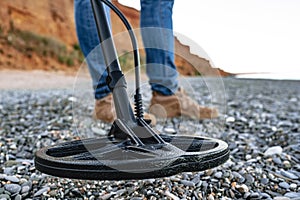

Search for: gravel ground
xmin=0 ymin=77 xmax=300 ymax=200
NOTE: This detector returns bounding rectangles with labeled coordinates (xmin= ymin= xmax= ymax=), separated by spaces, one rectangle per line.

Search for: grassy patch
xmin=1 ymin=22 xmax=146 ymax=70
xmin=3 ymin=26 xmax=84 ymax=67
xmin=118 ymin=51 xmax=145 ymax=72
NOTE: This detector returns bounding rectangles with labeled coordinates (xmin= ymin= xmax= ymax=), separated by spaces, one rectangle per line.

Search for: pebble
xmin=283 ymin=161 xmax=291 ymax=168
xmin=1 ymin=79 xmax=300 ymax=199
xmin=277 ymin=121 xmax=293 ymax=127
xmin=245 ymin=154 xmax=252 ymax=160
xmin=202 ymin=181 xmax=208 ymax=190
xmin=289 ymin=183 xmax=297 ymax=190
xmin=214 ymin=172 xmax=223 ymax=179
xmin=279 ymin=182 xmax=290 ymax=189
xmin=4 ymin=176 xmax=19 ymax=183
xmin=191 ymin=175 xmax=200 ymax=184
xmin=274 ymin=197 xmax=291 ymax=200
xmin=205 ymin=169 xmax=214 ymax=176
xmin=232 ymin=172 xmax=242 ymax=179
xmin=180 ymin=180 xmax=195 ymax=187
xmin=116 ymin=189 xmax=126 ymax=196
xmin=245 ymin=174 xmax=255 ymax=184
xmin=0 ymin=194 xmax=10 ymax=200
xmin=284 ymin=192 xmax=300 ymax=198
xmin=21 ymin=185 xmax=30 ymax=194
xmin=99 ymin=193 xmax=114 ymax=200
xmin=3 ymin=167 xmax=15 ymax=175
xmin=226 ymin=117 xmax=235 ymax=123
xmin=0 ymin=174 xmax=5 ymax=180
xmin=165 ymin=190 xmax=180 ymax=200
xmin=163 ymin=126 xmax=177 ymax=134
xmin=260 ymin=178 xmax=269 ymax=185
xmin=91 ymin=126 xmax=107 ymax=136
xmin=207 ymin=194 xmax=215 ymax=200
xmin=261 ymin=193 xmax=271 ymax=199
xmin=250 ymin=192 xmax=260 ymax=199
xmin=264 ymin=146 xmax=283 ymax=157
xmin=4 ymin=184 xmax=21 ymax=194
xmin=273 ymin=157 xmax=282 ymax=165
xmin=280 ymin=170 xmax=299 ymax=180
xmin=244 ymin=192 xmax=251 ymax=199
xmin=33 ymin=187 xmax=50 ymax=197
xmin=236 ymin=184 xmax=249 ymax=193
xmin=14 ymin=194 xmax=22 ymax=200
xmin=48 ymin=190 xmax=57 ymax=197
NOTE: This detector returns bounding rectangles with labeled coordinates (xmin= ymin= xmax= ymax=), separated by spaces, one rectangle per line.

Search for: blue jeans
xmin=74 ymin=0 xmax=178 ymax=99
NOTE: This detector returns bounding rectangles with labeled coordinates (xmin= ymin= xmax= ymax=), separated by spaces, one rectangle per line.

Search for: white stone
xmin=274 ymin=197 xmax=291 ymax=200
xmin=91 ymin=127 xmax=106 ymax=136
xmin=226 ymin=117 xmax=235 ymax=123
xmin=290 ymin=183 xmax=297 ymax=190
xmin=264 ymin=146 xmax=283 ymax=157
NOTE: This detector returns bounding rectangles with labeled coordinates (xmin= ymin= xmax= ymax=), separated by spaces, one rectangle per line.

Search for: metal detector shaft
xmin=90 ymin=0 xmax=136 ymax=123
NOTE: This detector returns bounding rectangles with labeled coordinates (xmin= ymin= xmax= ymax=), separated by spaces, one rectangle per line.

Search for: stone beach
xmin=0 ymin=77 xmax=299 ymax=199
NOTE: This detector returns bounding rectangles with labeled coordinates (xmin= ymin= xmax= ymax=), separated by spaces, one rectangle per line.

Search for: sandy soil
xmin=0 ymin=69 xmax=150 ymax=91
xmin=0 ymin=70 xmax=79 ymax=90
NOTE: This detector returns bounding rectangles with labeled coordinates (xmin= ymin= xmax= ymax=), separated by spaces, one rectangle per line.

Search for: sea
xmin=236 ymin=73 xmax=300 ymax=81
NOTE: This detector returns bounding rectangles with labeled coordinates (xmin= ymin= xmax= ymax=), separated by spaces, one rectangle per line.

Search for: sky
xmin=118 ymin=0 xmax=300 ymax=77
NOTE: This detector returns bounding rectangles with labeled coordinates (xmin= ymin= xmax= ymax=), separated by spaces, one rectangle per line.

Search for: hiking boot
xmin=93 ymin=93 xmax=156 ymax=125
xmin=149 ymin=87 xmax=218 ymax=119
xmin=93 ymin=93 xmax=116 ymax=123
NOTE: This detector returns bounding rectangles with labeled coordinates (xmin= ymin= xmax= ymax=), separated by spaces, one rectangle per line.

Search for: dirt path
xmin=0 ymin=70 xmax=78 ymax=90
xmin=0 ymin=69 xmax=148 ymax=91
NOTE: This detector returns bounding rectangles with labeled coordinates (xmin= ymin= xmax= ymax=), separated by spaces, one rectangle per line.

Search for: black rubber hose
xmin=100 ymin=0 xmax=144 ymax=119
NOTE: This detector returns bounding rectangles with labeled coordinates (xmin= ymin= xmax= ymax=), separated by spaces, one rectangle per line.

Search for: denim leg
xmin=74 ymin=0 xmax=111 ymax=99
xmin=140 ymin=0 xmax=178 ymax=95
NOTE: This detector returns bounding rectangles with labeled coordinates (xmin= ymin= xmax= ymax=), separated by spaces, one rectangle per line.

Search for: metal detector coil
xmin=34 ymin=0 xmax=229 ymax=180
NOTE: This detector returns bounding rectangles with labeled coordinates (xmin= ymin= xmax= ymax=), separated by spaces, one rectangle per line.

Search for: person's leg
xmin=75 ymin=0 xmax=117 ymax=123
xmin=74 ymin=0 xmax=111 ymax=100
xmin=74 ymin=0 xmax=156 ymax=123
xmin=140 ymin=0 xmax=218 ymax=119
xmin=140 ymin=0 xmax=178 ymax=95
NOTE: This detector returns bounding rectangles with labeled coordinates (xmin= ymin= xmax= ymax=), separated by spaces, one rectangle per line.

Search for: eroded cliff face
xmin=111 ymin=0 xmax=224 ymax=76
xmin=0 ymin=0 xmax=78 ymax=71
xmin=0 ymin=0 xmax=232 ymax=76
xmin=0 ymin=0 xmax=76 ymax=45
